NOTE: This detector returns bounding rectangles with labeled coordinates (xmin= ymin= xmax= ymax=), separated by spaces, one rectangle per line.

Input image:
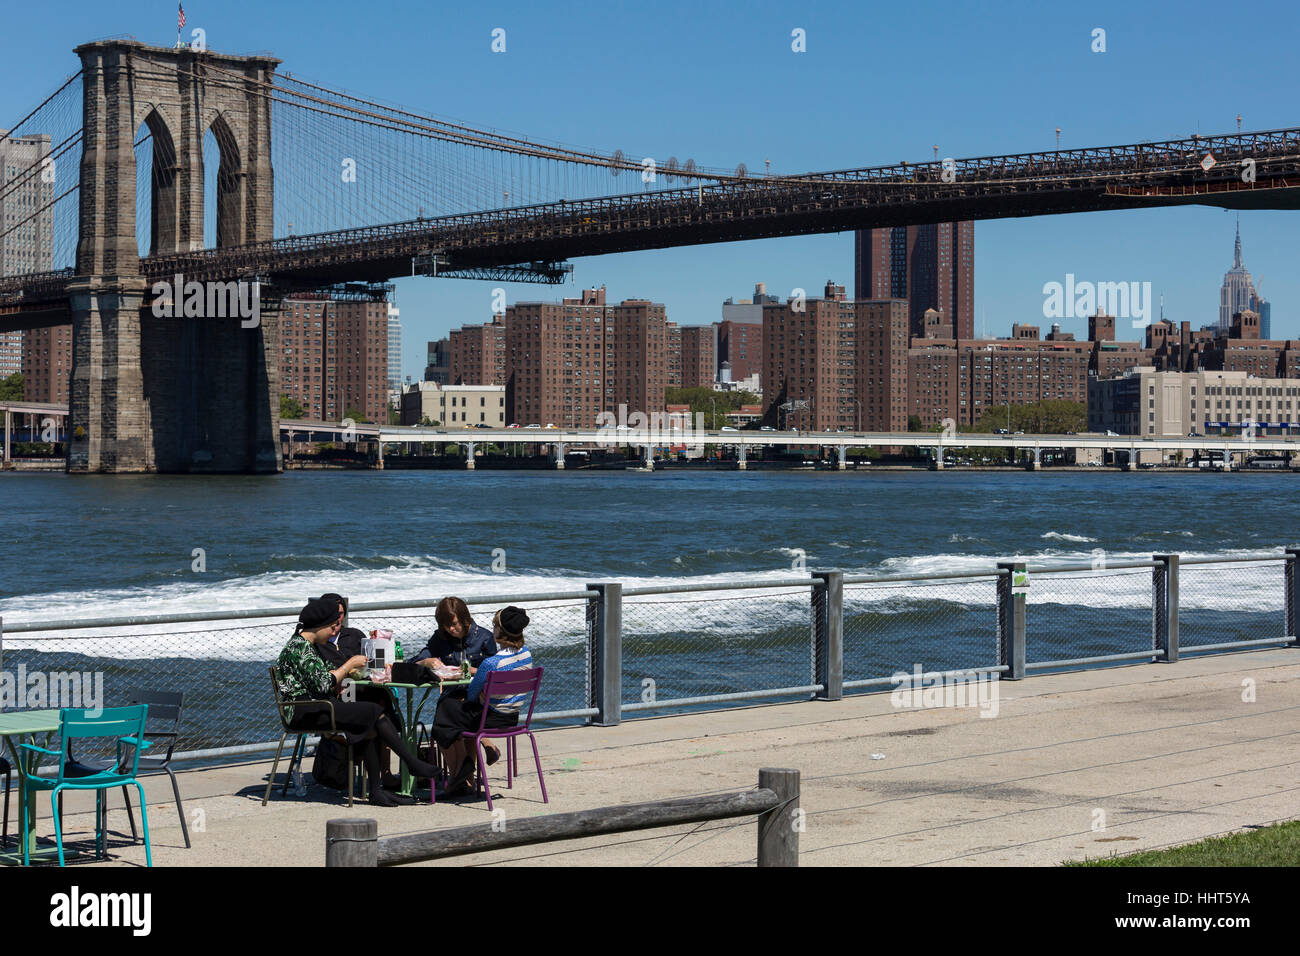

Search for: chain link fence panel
xmin=1178 ymin=559 xmax=1288 ymax=648
xmin=0 ymin=617 xmax=296 ymax=759
xmin=619 ymin=586 xmax=816 ymax=710
xmin=1022 ymin=567 xmax=1158 ymax=665
xmin=842 ymin=576 xmax=1000 ymax=685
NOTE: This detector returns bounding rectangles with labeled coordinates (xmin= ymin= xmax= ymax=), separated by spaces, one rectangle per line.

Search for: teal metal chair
xmin=19 ymin=705 xmax=153 ymax=867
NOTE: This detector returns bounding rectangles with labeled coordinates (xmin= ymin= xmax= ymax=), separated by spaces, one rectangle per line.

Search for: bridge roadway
xmin=5 ymin=125 xmax=1300 ymax=319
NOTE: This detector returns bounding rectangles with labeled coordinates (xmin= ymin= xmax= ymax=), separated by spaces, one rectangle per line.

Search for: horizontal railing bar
xmin=1022 ymin=561 xmax=1160 ymax=574
xmin=375 ymin=787 xmax=780 ymax=866
xmin=350 ymin=592 xmax=597 ymax=612
xmin=621 ymin=684 xmax=823 ymax=711
xmin=1026 ymin=650 xmax=1159 ymax=669
xmin=0 ymin=591 xmax=600 ymax=634
xmin=842 ymin=570 xmax=1005 ymax=586
xmin=533 ymin=707 xmax=600 ymax=720
xmin=172 ymin=737 xmax=314 ymax=763
xmin=1179 ymin=555 xmax=1287 ymax=567
xmin=1176 ymin=637 xmax=1295 ymax=653
xmin=620 ymin=577 xmax=815 ymax=597
xmin=842 ymin=665 xmax=1008 ymax=689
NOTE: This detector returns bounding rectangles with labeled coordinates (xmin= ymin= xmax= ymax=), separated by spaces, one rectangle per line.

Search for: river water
xmin=0 ymin=470 xmax=1294 ymax=750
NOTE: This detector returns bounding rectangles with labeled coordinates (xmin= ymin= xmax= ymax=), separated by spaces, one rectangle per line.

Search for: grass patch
xmin=1069 ymin=820 xmax=1300 ymax=866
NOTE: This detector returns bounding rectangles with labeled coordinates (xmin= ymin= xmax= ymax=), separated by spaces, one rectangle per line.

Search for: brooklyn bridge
xmin=3 ymin=36 xmax=1300 ymax=472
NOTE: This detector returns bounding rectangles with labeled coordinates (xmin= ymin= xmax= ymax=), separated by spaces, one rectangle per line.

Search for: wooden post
xmin=326 ymin=818 xmax=378 ymax=867
xmin=757 ymin=768 xmax=799 ymax=867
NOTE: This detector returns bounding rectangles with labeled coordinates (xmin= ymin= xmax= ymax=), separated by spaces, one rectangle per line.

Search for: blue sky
xmin=4 ymin=0 xmax=1299 ymax=379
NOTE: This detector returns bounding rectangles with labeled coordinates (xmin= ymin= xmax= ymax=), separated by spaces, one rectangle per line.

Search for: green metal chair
xmin=19 ymin=705 xmax=153 ymax=867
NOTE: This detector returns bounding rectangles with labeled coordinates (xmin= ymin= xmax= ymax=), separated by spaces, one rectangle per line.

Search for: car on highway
xmin=544 ymin=423 xmax=557 ymax=429
xmin=760 ymin=425 xmax=774 ymax=431
xmin=721 ymin=426 xmax=738 ymax=432
xmin=507 ymin=423 xmax=521 ymax=428
xmin=525 ymin=424 xmax=541 ymax=429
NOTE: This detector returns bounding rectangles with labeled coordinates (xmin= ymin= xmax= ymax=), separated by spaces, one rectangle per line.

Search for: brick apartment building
xmin=666 ymin=321 xmax=681 ymax=388
xmin=907 ymin=321 xmax=1092 ymax=427
xmin=21 ymin=325 xmax=73 ymax=403
xmin=762 ymin=281 xmax=909 ymax=431
xmin=680 ymin=325 xmax=716 ymax=389
xmin=448 ymin=316 xmax=505 ymax=385
xmin=280 ymin=292 xmax=390 ymax=423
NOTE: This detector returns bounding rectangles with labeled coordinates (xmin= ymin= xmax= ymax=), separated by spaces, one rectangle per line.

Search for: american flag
xmin=178 ymin=4 xmax=186 ymax=30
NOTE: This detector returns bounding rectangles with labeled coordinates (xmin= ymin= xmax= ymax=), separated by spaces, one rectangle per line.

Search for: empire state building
xmin=1218 ymin=221 xmax=1256 ymax=335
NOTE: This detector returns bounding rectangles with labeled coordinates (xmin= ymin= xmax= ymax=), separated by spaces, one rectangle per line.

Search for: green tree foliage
xmin=907 ymin=414 xmax=923 ymax=432
xmin=665 ymin=386 xmax=762 ymax=430
xmin=279 ymin=394 xmax=306 ymax=420
xmin=0 ymin=373 xmax=24 ymax=402
xmin=344 ymin=405 xmax=372 ymax=424
xmin=970 ymin=400 xmax=1086 ymax=435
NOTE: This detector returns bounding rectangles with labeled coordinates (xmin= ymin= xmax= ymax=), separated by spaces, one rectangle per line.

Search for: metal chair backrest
xmin=476 ymin=666 xmax=544 ymax=731
xmin=127 ymin=689 xmax=184 ymax=762
xmin=268 ymin=666 xmax=294 ymax=731
xmin=56 ymin=705 xmax=149 ymax=783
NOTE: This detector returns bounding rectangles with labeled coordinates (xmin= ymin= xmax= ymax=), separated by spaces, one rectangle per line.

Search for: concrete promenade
xmin=38 ymin=647 xmax=1300 ymax=866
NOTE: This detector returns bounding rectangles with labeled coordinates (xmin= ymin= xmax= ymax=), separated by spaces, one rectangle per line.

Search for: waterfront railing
xmin=1 ymin=548 xmax=1296 ymax=764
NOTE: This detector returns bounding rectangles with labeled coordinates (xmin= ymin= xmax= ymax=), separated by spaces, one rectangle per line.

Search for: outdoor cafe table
xmin=0 ymin=709 xmax=63 ymax=864
xmin=348 ymin=676 xmax=471 ymax=796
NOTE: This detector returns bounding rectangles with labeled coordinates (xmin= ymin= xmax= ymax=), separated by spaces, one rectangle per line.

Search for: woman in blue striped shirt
xmin=432 ymin=606 xmax=534 ymax=796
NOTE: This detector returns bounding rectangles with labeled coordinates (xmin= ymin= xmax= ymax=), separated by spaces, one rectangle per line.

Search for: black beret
xmin=298 ymin=597 xmax=340 ymax=630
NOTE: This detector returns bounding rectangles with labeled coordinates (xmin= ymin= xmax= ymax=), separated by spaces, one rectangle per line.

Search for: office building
xmin=386 ymin=304 xmax=403 ymax=392
xmin=400 ymin=381 xmax=505 ymax=427
xmin=855 ymin=222 xmax=975 ymax=338
xmin=1090 ymin=367 xmax=1300 ymax=438
xmin=1219 ymin=221 xmax=1257 ymax=336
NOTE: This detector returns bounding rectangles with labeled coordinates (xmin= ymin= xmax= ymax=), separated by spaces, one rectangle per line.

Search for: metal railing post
xmin=1153 ymin=554 xmax=1179 ymax=663
xmin=811 ymin=572 xmax=842 ymax=700
xmin=1287 ymin=549 xmax=1300 ymax=646
xmin=996 ymin=563 xmax=1026 ymax=679
xmin=587 ymin=582 xmax=622 ymax=726
xmin=757 ymin=768 xmax=800 ymax=867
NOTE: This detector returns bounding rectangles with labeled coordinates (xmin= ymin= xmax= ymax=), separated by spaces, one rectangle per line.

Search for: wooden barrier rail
xmin=326 ymin=768 xmax=800 ymax=867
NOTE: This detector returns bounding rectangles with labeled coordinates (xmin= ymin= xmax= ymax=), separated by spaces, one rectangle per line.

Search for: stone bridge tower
xmin=68 ymin=39 xmax=281 ymax=473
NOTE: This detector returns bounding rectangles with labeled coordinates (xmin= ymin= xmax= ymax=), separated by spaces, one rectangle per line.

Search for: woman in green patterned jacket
xmin=276 ymin=597 xmax=439 ymax=807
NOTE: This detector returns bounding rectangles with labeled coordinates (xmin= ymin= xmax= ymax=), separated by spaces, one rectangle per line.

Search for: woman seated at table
xmin=313 ymin=592 xmax=404 ymax=789
xmin=410 ymin=596 xmax=497 ymax=690
xmin=431 ymin=606 xmax=534 ymax=796
xmin=277 ymin=596 xmax=440 ymax=807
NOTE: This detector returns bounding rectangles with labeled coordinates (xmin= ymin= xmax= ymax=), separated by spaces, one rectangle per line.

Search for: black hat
xmin=320 ymin=592 xmax=348 ymax=611
xmin=297 ymin=597 xmax=340 ymax=632
xmin=496 ymin=606 xmax=530 ymax=638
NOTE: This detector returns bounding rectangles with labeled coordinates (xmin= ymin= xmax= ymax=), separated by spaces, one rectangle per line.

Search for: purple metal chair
xmin=462 ymin=667 xmax=548 ymax=811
